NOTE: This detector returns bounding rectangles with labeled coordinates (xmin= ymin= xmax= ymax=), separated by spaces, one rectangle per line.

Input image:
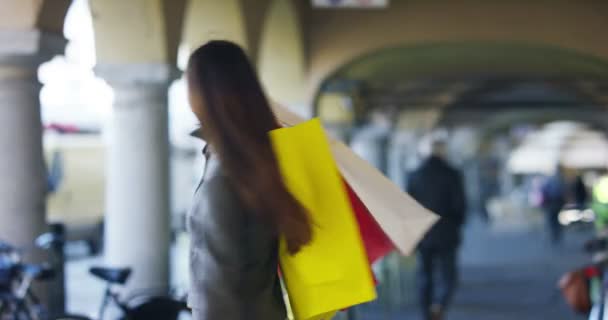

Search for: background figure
xmin=47 ymin=150 xmax=64 ymax=194
xmin=572 ymin=174 xmax=588 ymax=210
xmin=541 ymin=165 xmax=567 ymax=246
xmin=479 ymin=158 xmax=500 ymax=223
xmin=408 ymin=139 xmax=467 ymax=320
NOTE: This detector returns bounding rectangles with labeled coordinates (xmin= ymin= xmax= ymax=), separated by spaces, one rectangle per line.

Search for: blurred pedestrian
xmin=572 ymin=174 xmax=588 ymax=210
xmin=541 ymin=165 xmax=567 ymax=246
xmin=185 ymin=41 xmax=312 ymax=320
xmin=47 ymin=150 xmax=64 ymax=194
xmin=408 ymin=139 xmax=467 ymax=320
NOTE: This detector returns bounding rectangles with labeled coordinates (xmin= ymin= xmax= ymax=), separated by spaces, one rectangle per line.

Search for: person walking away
xmin=541 ymin=165 xmax=567 ymax=246
xmin=185 ymin=41 xmax=312 ymax=320
xmin=407 ymin=139 xmax=466 ymax=320
xmin=572 ymin=174 xmax=588 ymax=210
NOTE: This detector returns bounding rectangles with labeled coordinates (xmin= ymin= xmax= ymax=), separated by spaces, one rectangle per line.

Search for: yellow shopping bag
xmin=269 ymin=118 xmax=377 ymax=320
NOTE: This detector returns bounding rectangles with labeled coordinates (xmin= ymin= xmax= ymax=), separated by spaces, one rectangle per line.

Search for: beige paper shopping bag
xmin=272 ymin=104 xmax=438 ymax=254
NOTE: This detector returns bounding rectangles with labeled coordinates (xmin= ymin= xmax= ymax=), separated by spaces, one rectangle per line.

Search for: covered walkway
xmin=2 ymin=1 xmax=608 ymax=318
xmin=62 ymin=216 xmax=589 ymax=319
xmin=353 ymin=218 xmax=588 ymax=320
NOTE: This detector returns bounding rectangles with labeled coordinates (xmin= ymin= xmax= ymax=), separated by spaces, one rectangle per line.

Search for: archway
xmin=305 ymin=0 xmax=608 ymax=106
xmin=315 ymin=42 xmax=608 ymax=121
xmin=315 ymin=41 xmax=608 ymax=315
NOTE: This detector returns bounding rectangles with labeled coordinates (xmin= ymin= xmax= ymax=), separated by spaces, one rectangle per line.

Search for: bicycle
xmin=87 ymin=266 xmax=191 ymax=320
xmin=580 ymin=237 xmax=608 ymax=320
xmin=0 ymin=240 xmax=88 ymax=320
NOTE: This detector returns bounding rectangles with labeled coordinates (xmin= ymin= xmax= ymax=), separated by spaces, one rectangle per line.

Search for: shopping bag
xmin=270 ymin=118 xmax=376 ymax=320
xmin=331 ymin=140 xmax=438 ymax=254
xmin=344 ymin=179 xmax=394 ymax=264
xmin=272 ymin=103 xmax=439 ymax=255
xmin=558 ymin=268 xmax=592 ymax=314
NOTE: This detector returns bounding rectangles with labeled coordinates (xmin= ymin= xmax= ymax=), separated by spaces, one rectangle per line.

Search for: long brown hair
xmin=186 ymin=41 xmax=311 ymax=254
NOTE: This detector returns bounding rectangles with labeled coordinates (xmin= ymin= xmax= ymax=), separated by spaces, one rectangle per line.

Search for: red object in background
xmin=584 ymin=266 xmax=600 ymax=278
xmin=344 ymin=180 xmax=394 ymax=264
xmin=44 ymin=123 xmax=80 ymax=134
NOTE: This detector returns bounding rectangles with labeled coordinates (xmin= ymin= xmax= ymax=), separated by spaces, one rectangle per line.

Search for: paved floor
xmin=65 ymin=216 xmax=592 ymax=320
xmin=64 ymin=234 xmax=190 ymax=319
xmin=350 ymin=217 xmax=590 ymax=320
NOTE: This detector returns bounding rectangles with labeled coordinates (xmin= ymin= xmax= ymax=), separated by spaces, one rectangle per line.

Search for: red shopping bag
xmin=343 ymin=180 xmax=394 ymax=264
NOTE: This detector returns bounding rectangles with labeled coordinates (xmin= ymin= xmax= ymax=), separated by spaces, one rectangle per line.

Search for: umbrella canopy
xmin=508 ymin=122 xmax=608 ymax=174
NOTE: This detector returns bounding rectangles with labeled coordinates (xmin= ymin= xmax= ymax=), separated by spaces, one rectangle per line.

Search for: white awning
xmin=508 ymin=122 xmax=608 ymax=174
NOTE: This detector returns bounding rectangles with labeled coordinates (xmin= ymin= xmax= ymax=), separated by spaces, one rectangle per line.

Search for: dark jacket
xmin=572 ymin=176 xmax=588 ymax=208
xmin=541 ymin=174 xmax=567 ymax=215
xmin=188 ymin=156 xmax=286 ymax=320
xmin=407 ymin=156 xmax=466 ymax=249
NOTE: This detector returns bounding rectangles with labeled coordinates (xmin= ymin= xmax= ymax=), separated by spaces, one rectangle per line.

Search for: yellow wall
xmin=258 ymin=0 xmax=307 ymax=112
xmin=91 ymin=0 xmax=168 ymax=64
xmin=0 ymin=0 xmax=40 ymax=30
xmin=0 ymin=0 xmax=70 ymax=33
xmin=239 ymin=0 xmax=273 ymax=63
xmin=182 ymin=0 xmax=248 ymax=55
xmin=45 ymin=135 xmax=105 ymax=224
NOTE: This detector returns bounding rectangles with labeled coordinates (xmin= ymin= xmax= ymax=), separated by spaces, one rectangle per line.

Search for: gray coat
xmin=188 ymin=156 xmax=286 ymax=320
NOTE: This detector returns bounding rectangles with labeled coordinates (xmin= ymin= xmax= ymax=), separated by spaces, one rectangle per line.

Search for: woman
xmin=186 ymin=41 xmax=312 ymax=320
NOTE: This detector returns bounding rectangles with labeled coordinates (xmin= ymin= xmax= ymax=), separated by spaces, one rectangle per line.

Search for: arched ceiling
xmin=444 ymin=108 xmax=608 ymax=135
xmin=329 ymin=42 xmax=608 ymax=85
xmin=306 ymin=0 xmax=608 ymax=101
xmin=317 ymin=42 xmax=608 ymax=122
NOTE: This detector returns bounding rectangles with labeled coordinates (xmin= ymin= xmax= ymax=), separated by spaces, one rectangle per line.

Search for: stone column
xmin=0 ymin=29 xmax=66 ymax=312
xmin=97 ymin=64 xmax=173 ymax=293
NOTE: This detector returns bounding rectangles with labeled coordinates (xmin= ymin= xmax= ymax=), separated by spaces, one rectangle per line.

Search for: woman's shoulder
xmin=204 ymin=155 xmax=223 ymax=178
xmin=196 ymin=155 xmax=227 ymax=188
xmin=191 ymin=156 xmax=248 ymax=229
xmin=198 ymin=156 xmax=237 ymax=203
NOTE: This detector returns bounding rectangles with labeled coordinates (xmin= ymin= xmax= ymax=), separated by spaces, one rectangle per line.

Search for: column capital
xmin=0 ymin=30 xmax=67 ymax=83
xmin=95 ymin=63 xmax=179 ymax=109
